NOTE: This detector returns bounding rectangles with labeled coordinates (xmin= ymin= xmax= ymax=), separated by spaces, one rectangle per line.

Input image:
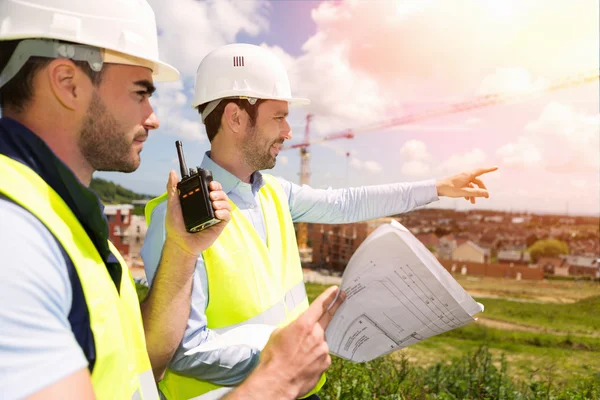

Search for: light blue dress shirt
xmin=141 ymin=152 xmax=439 ymax=385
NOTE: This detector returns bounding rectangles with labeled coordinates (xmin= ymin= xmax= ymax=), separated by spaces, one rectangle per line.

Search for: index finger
xmin=472 ymin=177 xmax=487 ymax=191
xmin=472 ymin=166 xmax=498 ymax=177
xmin=166 ymin=170 xmax=180 ymax=205
xmin=300 ymin=286 xmax=342 ymax=326
xmin=319 ymin=288 xmax=346 ymax=330
xmin=208 ymin=180 xmax=223 ymax=191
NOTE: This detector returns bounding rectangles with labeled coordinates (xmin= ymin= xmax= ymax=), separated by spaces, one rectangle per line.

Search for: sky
xmin=96 ymin=0 xmax=600 ymax=216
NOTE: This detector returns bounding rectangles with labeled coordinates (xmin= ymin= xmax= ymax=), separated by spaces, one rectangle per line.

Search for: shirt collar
xmin=200 ymin=151 xmax=265 ymax=195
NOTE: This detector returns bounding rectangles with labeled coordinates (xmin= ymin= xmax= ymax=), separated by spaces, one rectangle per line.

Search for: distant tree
xmin=490 ymin=248 xmax=498 ymax=263
xmin=135 ymin=281 xmax=149 ymax=302
xmin=90 ymin=177 xmax=152 ymax=204
xmin=526 ymin=233 xmax=539 ymax=248
xmin=528 ymin=239 xmax=569 ymax=263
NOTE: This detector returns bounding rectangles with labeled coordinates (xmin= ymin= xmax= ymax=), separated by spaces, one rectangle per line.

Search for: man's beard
xmin=79 ymin=92 xmax=143 ymax=173
xmin=239 ymin=124 xmax=281 ymax=171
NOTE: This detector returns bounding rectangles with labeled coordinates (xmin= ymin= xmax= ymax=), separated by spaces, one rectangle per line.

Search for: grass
xmin=442 ymin=322 xmax=600 ymax=351
xmin=305 ymin=282 xmax=600 ymax=390
xmin=474 ymin=296 xmax=600 ymax=335
xmin=410 ymin=335 xmax=600 ymax=386
xmin=321 ymin=345 xmax=600 ymax=399
xmin=453 ymin=276 xmax=600 ymax=303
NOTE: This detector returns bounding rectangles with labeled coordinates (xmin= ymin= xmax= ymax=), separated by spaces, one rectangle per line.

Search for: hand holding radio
xmin=175 ymin=141 xmax=223 ymax=232
xmin=163 ymin=141 xmax=231 ymax=257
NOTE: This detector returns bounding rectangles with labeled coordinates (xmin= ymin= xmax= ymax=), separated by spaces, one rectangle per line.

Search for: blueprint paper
xmin=325 ymin=221 xmax=483 ymax=362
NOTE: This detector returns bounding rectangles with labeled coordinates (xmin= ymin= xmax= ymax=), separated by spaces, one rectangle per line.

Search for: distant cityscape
xmin=103 ymin=198 xmax=599 ymax=283
xmin=306 ymin=208 xmax=599 ymax=281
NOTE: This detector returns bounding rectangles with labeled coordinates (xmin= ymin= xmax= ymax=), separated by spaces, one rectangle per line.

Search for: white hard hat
xmin=192 ymin=43 xmax=309 ymax=121
xmin=0 ymin=0 xmax=179 ymax=87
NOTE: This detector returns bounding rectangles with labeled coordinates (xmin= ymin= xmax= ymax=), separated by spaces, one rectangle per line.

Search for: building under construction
xmin=305 ymin=217 xmax=396 ymax=271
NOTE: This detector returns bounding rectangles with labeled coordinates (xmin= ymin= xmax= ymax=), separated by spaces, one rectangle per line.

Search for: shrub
xmin=319 ymin=346 xmax=600 ymax=399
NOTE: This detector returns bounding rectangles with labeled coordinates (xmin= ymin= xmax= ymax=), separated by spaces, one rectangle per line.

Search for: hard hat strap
xmin=0 ymin=39 xmax=104 ymax=89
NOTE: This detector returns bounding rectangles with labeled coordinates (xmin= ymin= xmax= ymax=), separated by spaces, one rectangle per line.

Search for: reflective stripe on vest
xmin=147 ymin=174 xmax=325 ymax=400
xmin=213 ymin=280 xmax=307 ymax=334
xmin=0 ymin=155 xmax=158 ymax=400
xmin=189 ymin=387 xmax=233 ymax=400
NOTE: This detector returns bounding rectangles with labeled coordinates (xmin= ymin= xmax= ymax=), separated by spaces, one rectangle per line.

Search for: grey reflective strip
xmin=213 ymin=298 xmax=286 ymax=334
xmin=132 ymin=389 xmax=142 ymax=400
xmin=285 ymin=280 xmax=307 ymax=311
xmin=138 ymin=369 xmax=160 ymax=400
xmin=190 ymin=387 xmax=234 ymax=400
xmin=214 ymin=281 xmax=307 ymax=335
xmin=0 ymin=39 xmax=103 ymax=89
xmin=201 ymin=97 xmax=258 ymax=122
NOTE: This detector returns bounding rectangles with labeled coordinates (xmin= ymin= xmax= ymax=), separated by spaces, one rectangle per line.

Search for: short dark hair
xmin=0 ymin=40 xmax=105 ymax=113
xmin=198 ymin=98 xmax=264 ymax=142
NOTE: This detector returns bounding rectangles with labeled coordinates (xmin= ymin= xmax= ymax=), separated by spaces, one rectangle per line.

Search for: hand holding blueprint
xmin=325 ymin=220 xmax=483 ymax=362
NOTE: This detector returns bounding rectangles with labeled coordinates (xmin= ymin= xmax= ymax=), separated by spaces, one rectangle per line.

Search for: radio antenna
xmin=176 ymin=140 xmax=189 ymax=178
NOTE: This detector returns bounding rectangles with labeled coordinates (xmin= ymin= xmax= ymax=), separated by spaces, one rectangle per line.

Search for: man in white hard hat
xmin=0 ymin=2 xmax=345 ymax=399
xmin=142 ymin=43 xmax=498 ymax=399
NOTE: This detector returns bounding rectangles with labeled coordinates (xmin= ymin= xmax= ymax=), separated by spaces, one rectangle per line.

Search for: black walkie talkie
xmin=176 ymin=141 xmax=221 ymax=233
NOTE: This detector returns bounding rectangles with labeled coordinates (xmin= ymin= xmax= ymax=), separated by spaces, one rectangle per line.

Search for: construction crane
xmin=285 ymin=69 xmax=599 ymax=252
xmin=293 ymin=114 xmax=354 ymax=256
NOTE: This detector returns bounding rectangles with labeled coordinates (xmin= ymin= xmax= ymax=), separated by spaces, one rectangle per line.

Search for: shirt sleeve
xmin=141 ymin=202 xmax=260 ymax=386
xmin=276 ymin=177 xmax=439 ymax=223
xmin=0 ymin=199 xmax=88 ymax=399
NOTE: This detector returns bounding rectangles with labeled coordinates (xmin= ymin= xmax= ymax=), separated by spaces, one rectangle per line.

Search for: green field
xmin=453 ymin=276 xmax=600 ymax=303
xmin=476 ymin=296 xmax=600 ymax=335
xmin=306 ymin=281 xmax=600 ymax=397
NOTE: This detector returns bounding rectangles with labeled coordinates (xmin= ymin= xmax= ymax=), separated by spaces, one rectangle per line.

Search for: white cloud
xmin=152 ymin=80 xmax=205 ymax=141
xmin=401 ymin=160 xmax=431 ymax=177
xmin=149 ymin=0 xmax=270 ymax=78
xmin=316 ymin=142 xmax=381 ymax=174
xmin=437 ymin=148 xmax=489 ymax=174
xmin=278 ymin=155 xmax=289 ymax=166
xmin=465 ymin=117 xmax=482 ymax=126
xmin=318 ymin=141 xmax=357 ymax=157
xmin=363 ymin=161 xmax=383 ymax=173
xmin=498 ymin=102 xmax=600 ymax=172
xmin=269 ymin=0 xmax=597 ymax=135
xmin=285 ymin=41 xmax=388 ymax=134
xmin=496 ymin=137 xmax=542 ymax=167
xmin=399 ymin=141 xmax=490 ymax=178
xmin=144 ymin=0 xmax=273 ymax=140
xmin=400 ymin=140 xmax=432 ymax=162
xmin=478 ymin=67 xmax=549 ymax=95
xmin=398 ymin=140 xmax=433 ymax=177
xmin=349 ymin=157 xmax=383 ymax=173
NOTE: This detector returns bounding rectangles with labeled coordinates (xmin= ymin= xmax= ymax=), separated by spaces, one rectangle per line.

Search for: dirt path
xmin=476 ymin=317 xmax=600 ymax=338
xmin=467 ymin=290 xmax=576 ymax=304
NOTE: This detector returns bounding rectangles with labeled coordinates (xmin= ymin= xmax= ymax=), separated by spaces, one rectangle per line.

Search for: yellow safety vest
xmin=145 ymin=174 xmax=325 ymax=399
xmin=0 ymin=154 xmax=158 ymax=400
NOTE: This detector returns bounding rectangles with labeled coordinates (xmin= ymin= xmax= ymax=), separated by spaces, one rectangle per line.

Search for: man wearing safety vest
xmin=0 ymin=1 xmax=346 ymax=399
xmin=142 ymin=43 xmax=498 ymax=399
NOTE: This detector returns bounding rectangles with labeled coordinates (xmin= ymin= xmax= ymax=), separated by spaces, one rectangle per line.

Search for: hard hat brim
xmin=191 ymin=95 xmax=310 ymax=109
xmin=287 ymin=97 xmax=311 ymax=106
xmin=0 ymin=33 xmax=180 ymax=82
xmin=151 ymin=59 xmax=180 ymax=82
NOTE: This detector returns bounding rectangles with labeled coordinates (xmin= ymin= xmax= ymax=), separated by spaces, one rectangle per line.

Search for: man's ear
xmin=45 ymin=59 xmax=92 ymax=111
xmin=222 ymin=102 xmax=246 ymax=134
